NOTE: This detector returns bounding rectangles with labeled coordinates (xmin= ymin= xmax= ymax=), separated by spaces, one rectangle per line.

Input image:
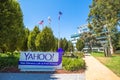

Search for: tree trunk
xmin=108 ymin=34 xmax=114 ymax=54
xmin=107 ymin=28 xmax=114 ymax=54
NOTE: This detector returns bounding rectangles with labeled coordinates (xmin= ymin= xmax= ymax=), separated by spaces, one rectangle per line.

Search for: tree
xmin=21 ymin=28 xmax=30 ymax=51
xmin=60 ymin=38 xmax=68 ymax=51
xmin=52 ymin=37 xmax=58 ymax=51
xmin=67 ymin=41 xmax=74 ymax=52
xmin=0 ymin=0 xmax=25 ymax=52
xmin=116 ymin=32 xmax=120 ymax=50
xmin=35 ymin=26 xmax=55 ymax=51
xmin=113 ymin=31 xmax=120 ymax=50
xmin=88 ymin=0 xmax=120 ymax=54
xmin=28 ymin=26 xmax=40 ymax=51
xmin=76 ymin=38 xmax=85 ymax=51
xmin=80 ymin=32 xmax=97 ymax=52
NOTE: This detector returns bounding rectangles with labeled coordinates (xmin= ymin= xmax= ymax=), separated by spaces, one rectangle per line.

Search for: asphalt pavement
xmin=0 ymin=73 xmax=85 ymax=80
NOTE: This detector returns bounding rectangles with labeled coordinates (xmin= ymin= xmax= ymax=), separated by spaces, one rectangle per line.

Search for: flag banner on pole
xmin=59 ymin=11 xmax=62 ymax=15
xmin=39 ymin=20 xmax=44 ymax=25
xmin=58 ymin=11 xmax=62 ymax=20
xmin=48 ymin=16 xmax=51 ymax=22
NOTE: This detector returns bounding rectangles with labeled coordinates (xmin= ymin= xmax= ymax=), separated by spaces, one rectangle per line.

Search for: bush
xmin=0 ymin=53 xmax=19 ymax=70
xmin=6 ymin=52 xmax=12 ymax=56
xmin=74 ymin=52 xmax=84 ymax=58
xmin=13 ymin=51 xmax=20 ymax=54
xmin=62 ymin=57 xmax=85 ymax=71
xmin=63 ymin=52 xmax=84 ymax=59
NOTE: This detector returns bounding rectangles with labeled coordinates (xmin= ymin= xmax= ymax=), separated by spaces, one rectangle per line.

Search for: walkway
xmin=85 ymin=55 xmax=120 ymax=80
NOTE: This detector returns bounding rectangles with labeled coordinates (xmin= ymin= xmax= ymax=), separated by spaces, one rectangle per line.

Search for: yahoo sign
xmin=19 ymin=49 xmax=63 ymax=71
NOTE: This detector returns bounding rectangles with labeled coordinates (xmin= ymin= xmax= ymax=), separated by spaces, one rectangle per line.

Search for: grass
xmin=91 ymin=52 xmax=120 ymax=77
xmin=91 ymin=52 xmax=104 ymax=57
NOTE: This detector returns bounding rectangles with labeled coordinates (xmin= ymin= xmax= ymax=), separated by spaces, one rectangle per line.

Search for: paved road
xmin=0 ymin=73 xmax=85 ymax=80
xmin=85 ymin=55 xmax=120 ymax=80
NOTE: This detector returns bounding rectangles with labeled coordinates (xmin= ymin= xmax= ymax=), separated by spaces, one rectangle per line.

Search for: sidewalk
xmin=85 ymin=55 xmax=120 ymax=80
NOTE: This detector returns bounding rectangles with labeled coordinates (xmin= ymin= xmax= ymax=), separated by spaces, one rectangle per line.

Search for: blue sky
xmin=18 ymin=0 xmax=92 ymax=40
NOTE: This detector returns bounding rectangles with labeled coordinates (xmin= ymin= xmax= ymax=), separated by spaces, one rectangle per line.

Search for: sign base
xmin=20 ymin=68 xmax=55 ymax=71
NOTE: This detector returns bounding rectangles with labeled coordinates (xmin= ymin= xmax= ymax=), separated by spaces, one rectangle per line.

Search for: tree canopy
xmin=28 ymin=26 xmax=40 ymax=51
xmin=0 ymin=0 xmax=73 ymax=53
xmin=76 ymin=38 xmax=85 ymax=51
xmin=35 ymin=26 xmax=55 ymax=51
xmin=88 ymin=0 xmax=120 ymax=54
xmin=60 ymin=38 xmax=68 ymax=51
xmin=0 ymin=0 xmax=25 ymax=52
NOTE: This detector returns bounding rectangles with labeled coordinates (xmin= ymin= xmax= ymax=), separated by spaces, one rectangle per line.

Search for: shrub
xmin=62 ymin=57 xmax=85 ymax=71
xmin=6 ymin=52 xmax=12 ymax=56
xmin=74 ymin=52 xmax=84 ymax=58
xmin=62 ymin=57 xmax=71 ymax=67
xmin=0 ymin=53 xmax=19 ymax=70
xmin=13 ymin=51 xmax=20 ymax=54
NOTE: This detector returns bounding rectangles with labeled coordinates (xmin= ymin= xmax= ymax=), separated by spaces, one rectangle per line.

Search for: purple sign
xmin=57 ymin=48 xmax=64 ymax=54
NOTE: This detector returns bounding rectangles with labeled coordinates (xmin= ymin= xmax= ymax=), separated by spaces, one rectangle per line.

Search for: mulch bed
xmin=0 ymin=67 xmax=85 ymax=74
xmin=55 ymin=69 xmax=84 ymax=74
xmin=0 ymin=67 xmax=20 ymax=73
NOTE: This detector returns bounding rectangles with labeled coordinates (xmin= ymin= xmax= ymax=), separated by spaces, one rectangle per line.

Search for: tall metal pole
xmin=42 ymin=24 xmax=44 ymax=29
xmin=58 ymin=11 xmax=62 ymax=49
xmin=58 ymin=20 xmax=60 ymax=49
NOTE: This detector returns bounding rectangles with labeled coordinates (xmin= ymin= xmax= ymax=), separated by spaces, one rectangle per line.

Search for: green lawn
xmin=91 ymin=52 xmax=120 ymax=77
xmin=91 ymin=52 xmax=105 ymax=57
